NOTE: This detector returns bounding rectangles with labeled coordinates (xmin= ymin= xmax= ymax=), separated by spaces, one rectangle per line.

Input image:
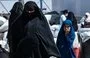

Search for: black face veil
xmin=10 ymin=1 xmax=60 ymax=58
xmin=10 ymin=2 xmax=23 ymax=14
xmin=23 ymin=1 xmax=60 ymax=57
xmin=23 ymin=1 xmax=52 ymax=32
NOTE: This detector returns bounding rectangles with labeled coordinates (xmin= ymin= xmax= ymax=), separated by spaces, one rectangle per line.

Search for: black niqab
xmin=9 ymin=2 xmax=23 ymax=27
xmin=7 ymin=2 xmax=23 ymax=58
xmin=9 ymin=1 xmax=60 ymax=58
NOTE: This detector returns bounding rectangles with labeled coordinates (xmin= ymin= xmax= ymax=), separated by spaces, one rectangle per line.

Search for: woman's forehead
xmin=64 ymin=24 xmax=70 ymax=27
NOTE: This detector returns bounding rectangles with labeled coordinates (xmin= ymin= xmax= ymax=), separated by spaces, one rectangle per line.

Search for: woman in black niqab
xmin=67 ymin=12 xmax=78 ymax=31
xmin=9 ymin=2 xmax=23 ymax=26
xmin=7 ymin=1 xmax=23 ymax=58
xmin=10 ymin=1 xmax=60 ymax=58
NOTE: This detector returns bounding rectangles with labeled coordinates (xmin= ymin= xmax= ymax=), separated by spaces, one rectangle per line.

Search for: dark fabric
xmin=8 ymin=16 xmax=27 ymax=58
xmin=49 ymin=14 xmax=60 ymax=25
xmin=7 ymin=1 xmax=23 ymax=58
xmin=57 ymin=20 xmax=75 ymax=58
xmin=0 ymin=45 xmax=9 ymax=58
xmin=82 ymin=39 xmax=90 ymax=58
xmin=45 ymin=11 xmax=59 ymax=15
xmin=67 ymin=12 xmax=78 ymax=31
xmin=8 ymin=1 xmax=60 ymax=58
xmin=45 ymin=11 xmax=60 ymax=25
xmin=14 ymin=17 xmax=60 ymax=58
xmin=0 ymin=33 xmax=4 ymax=40
xmin=84 ymin=22 xmax=90 ymax=28
xmin=9 ymin=2 xmax=23 ymax=27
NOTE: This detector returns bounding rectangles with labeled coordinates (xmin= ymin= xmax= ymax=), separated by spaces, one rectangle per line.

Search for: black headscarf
xmin=10 ymin=2 xmax=23 ymax=13
xmin=67 ymin=12 xmax=78 ymax=31
xmin=11 ymin=1 xmax=60 ymax=58
xmin=9 ymin=2 xmax=23 ymax=27
xmin=7 ymin=2 xmax=23 ymax=58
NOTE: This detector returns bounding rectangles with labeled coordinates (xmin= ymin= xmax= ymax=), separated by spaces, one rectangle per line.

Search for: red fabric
xmin=73 ymin=48 xmax=81 ymax=58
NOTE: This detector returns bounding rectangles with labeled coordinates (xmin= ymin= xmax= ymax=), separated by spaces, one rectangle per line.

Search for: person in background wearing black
xmin=8 ymin=1 xmax=60 ymax=58
xmin=7 ymin=1 xmax=23 ymax=58
xmin=67 ymin=11 xmax=78 ymax=31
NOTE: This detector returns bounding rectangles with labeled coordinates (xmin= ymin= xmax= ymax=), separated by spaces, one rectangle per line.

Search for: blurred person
xmin=84 ymin=12 xmax=90 ymax=28
xmin=57 ymin=20 xmax=75 ymax=58
xmin=0 ymin=16 xmax=6 ymax=27
xmin=8 ymin=1 xmax=23 ymax=27
xmin=0 ymin=16 xmax=8 ymax=50
xmin=80 ymin=12 xmax=90 ymax=28
xmin=0 ymin=16 xmax=9 ymax=58
xmin=0 ymin=18 xmax=8 ymax=51
xmin=60 ymin=10 xmax=68 ymax=26
xmin=0 ymin=45 xmax=8 ymax=58
xmin=7 ymin=1 xmax=23 ymax=57
xmin=67 ymin=12 xmax=78 ymax=31
xmin=8 ymin=1 xmax=60 ymax=58
xmin=67 ymin=12 xmax=80 ymax=58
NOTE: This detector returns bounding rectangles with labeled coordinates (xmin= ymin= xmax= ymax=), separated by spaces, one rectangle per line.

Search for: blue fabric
xmin=57 ymin=20 xmax=75 ymax=58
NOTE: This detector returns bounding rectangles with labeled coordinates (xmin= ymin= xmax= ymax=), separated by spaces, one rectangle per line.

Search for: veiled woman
xmin=9 ymin=1 xmax=60 ymax=58
xmin=57 ymin=20 xmax=75 ymax=58
xmin=67 ymin=12 xmax=78 ymax=31
xmin=7 ymin=1 xmax=23 ymax=58
xmin=9 ymin=2 xmax=23 ymax=27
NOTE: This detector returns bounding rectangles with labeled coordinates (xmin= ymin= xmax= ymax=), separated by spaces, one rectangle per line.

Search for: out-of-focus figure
xmin=67 ymin=11 xmax=78 ymax=31
xmin=7 ymin=1 xmax=23 ymax=58
xmin=80 ymin=12 xmax=90 ymax=28
xmin=8 ymin=2 xmax=23 ymax=27
xmin=57 ymin=20 xmax=75 ymax=58
xmin=8 ymin=1 xmax=60 ymax=58
xmin=0 ymin=16 xmax=9 ymax=58
xmin=0 ymin=16 xmax=8 ymax=50
xmin=60 ymin=10 xmax=68 ymax=26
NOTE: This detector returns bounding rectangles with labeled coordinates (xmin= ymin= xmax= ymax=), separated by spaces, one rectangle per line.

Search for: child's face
xmin=64 ymin=24 xmax=70 ymax=34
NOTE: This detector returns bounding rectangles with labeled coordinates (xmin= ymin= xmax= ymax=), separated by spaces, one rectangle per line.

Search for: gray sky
xmin=0 ymin=0 xmax=18 ymax=13
xmin=0 ymin=0 xmax=52 ymax=13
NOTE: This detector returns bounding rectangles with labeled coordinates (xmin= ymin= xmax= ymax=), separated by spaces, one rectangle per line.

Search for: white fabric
xmin=45 ymin=14 xmax=52 ymax=27
xmin=60 ymin=14 xmax=66 ymax=26
xmin=0 ymin=19 xmax=9 ymax=51
xmin=78 ymin=28 xmax=90 ymax=42
xmin=0 ymin=20 xmax=8 ymax=33
xmin=0 ymin=16 xmax=6 ymax=23
xmin=80 ymin=12 xmax=90 ymax=25
xmin=3 ymin=31 xmax=9 ymax=52
xmin=45 ymin=15 xmax=52 ymax=22
xmin=85 ymin=16 xmax=90 ymax=22
xmin=50 ymin=25 xmax=60 ymax=38
xmin=45 ymin=14 xmax=52 ymax=24
xmin=50 ymin=25 xmax=61 ymax=43
xmin=78 ymin=28 xmax=90 ymax=32
xmin=61 ymin=15 xmax=66 ymax=21
xmin=73 ymin=32 xmax=80 ymax=48
xmin=80 ymin=32 xmax=90 ymax=42
xmin=85 ymin=12 xmax=90 ymax=22
xmin=80 ymin=16 xmax=85 ymax=25
xmin=78 ymin=24 xmax=81 ymax=30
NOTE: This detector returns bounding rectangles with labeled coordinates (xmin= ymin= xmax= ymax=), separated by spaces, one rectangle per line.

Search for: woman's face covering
xmin=24 ymin=3 xmax=36 ymax=17
xmin=25 ymin=6 xmax=35 ymax=16
xmin=64 ymin=24 xmax=71 ymax=34
xmin=26 ymin=6 xmax=35 ymax=14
